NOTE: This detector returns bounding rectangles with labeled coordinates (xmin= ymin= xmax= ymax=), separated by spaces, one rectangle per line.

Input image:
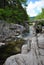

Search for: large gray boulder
xmin=4 ymin=32 xmax=44 ymax=65
xmin=0 ymin=20 xmax=25 ymax=42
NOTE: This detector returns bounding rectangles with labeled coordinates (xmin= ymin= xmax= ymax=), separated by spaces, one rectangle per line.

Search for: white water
xmin=4 ymin=26 xmax=44 ymax=65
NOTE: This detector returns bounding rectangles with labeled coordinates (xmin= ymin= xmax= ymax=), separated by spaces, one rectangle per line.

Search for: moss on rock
xmin=0 ymin=38 xmax=25 ymax=65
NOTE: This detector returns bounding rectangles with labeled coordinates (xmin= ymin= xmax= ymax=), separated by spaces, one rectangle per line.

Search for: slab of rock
xmin=0 ymin=20 xmax=25 ymax=42
xmin=38 ymin=34 xmax=44 ymax=48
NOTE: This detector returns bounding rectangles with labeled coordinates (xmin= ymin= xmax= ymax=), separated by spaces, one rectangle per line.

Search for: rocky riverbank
xmin=4 ymin=26 xmax=44 ymax=65
xmin=0 ymin=20 xmax=26 ymax=42
xmin=4 ymin=33 xmax=44 ymax=65
xmin=0 ymin=38 xmax=26 ymax=65
xmin=0 ymin=20 xmax=29 ymax=65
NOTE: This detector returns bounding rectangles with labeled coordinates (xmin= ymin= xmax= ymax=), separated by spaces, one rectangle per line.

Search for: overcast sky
xmin=26 ymin=0 xmax=44 ymax=17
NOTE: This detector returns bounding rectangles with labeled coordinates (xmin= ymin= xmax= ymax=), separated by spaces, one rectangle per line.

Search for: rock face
xmin=4 ymin=26 xmax=44 ymax=65
xmin=4 ymin=39 xmax=31 ymax=65
xmin=0 ymin=20 xmax=25 ymax=42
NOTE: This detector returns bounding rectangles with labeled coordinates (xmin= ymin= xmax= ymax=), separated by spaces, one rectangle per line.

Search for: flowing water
xmin=4 ymin=26 xmax=44 ymax=65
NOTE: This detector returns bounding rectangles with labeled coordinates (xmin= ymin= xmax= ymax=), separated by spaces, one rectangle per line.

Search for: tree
xmin=0 ymin=0 xmax=27 ymax=8
xmin=0 ymin=0 xmax=29 ymax=25
xmin=35 ymin=8 xmax=44 ymax=19
xmin=35 ymin=8 xmax=44 ymax=26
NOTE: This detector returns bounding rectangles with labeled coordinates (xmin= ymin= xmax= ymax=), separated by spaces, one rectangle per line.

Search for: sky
xmin=26 ymin=0 xmax=44 ymax=17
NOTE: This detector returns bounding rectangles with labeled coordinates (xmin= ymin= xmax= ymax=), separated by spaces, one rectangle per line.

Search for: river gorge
xmin=3 ymin=26 xmax=44 ymax=65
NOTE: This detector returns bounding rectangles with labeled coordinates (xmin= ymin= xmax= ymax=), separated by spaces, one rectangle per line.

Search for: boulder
xmin=0 ymin=20 xmax=25 ymax=42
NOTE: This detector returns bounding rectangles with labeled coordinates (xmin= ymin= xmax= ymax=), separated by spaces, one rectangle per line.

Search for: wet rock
xmin=0 ymin=42 xmax=5 ymax=46
xmin=38 ymin=34 xmax=44 ymax=49
xmin=0 ymin=20 xmax=25 ymax=42
xmin=21 ymin=44 xmax=28 ymax=54
xmin=4 ymin=26 xmax=44 ymax=65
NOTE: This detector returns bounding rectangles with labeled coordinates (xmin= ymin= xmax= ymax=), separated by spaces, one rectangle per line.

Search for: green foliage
xmin=35 ymin=8 xmax=44 ymax=26
xmin=38 ymin=21 xmax=44 ymax=26
xmin=20 ymin=0 xmax=26 ymax=2
xmin=35 ymin=8 xmax=44 ymax=19
xmin=0 ymin=0 xmax=28 ymax=24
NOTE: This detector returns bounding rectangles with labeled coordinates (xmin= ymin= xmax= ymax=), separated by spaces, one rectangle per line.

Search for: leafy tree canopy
xmin=35 ymin=8 xmax=44 ymax=25
xmin=35 ymin=8 xmax=44 ymax=19
xmin=0 ymin=0 xmax=29 ymax=25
